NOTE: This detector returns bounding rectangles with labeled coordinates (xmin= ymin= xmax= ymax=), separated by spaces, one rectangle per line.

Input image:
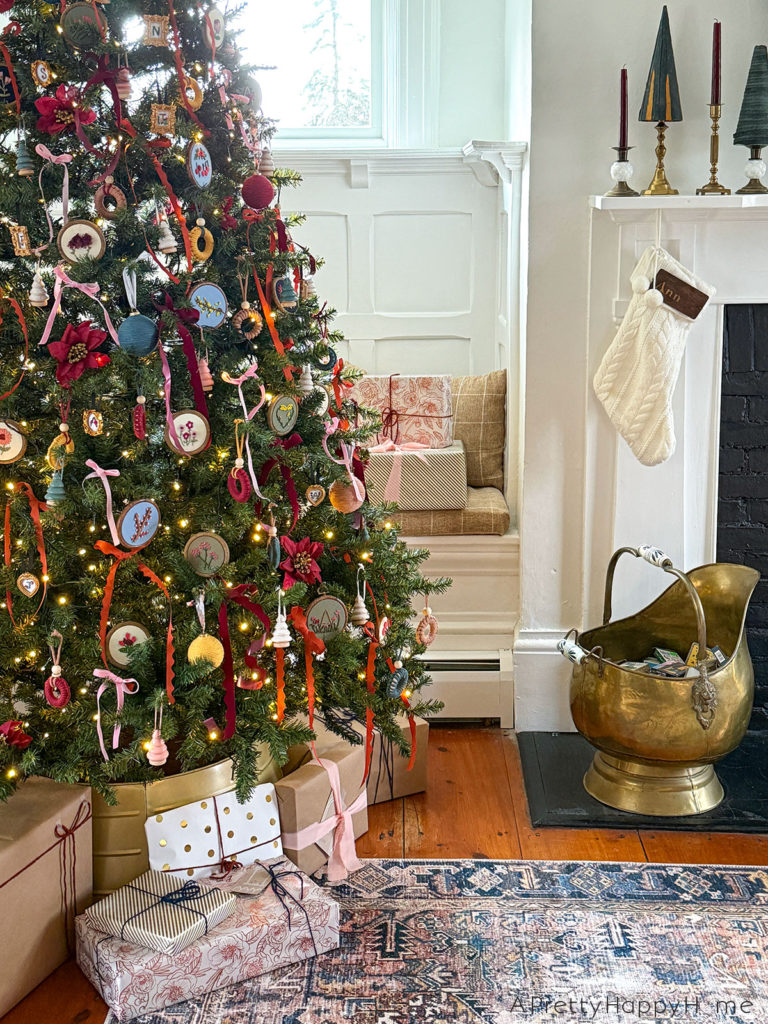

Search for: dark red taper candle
xmin=711 ymin=21 xmax=721 ymax=105
xmin=619 ymin=67 xmax=628 ymax=149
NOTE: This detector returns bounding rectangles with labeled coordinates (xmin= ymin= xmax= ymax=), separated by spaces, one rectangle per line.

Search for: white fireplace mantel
xmin=514 ymin=196 xmax=768 ymax=731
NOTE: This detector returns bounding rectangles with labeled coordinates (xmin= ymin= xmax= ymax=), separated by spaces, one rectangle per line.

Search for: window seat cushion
xmin=395 ymin=486 xmax=510 ymax=537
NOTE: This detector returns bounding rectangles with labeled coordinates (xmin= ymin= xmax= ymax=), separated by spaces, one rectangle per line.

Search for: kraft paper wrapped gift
xmin=275 ymin=744 xmax=368 ymax=878
xmin=352 ymin=373 xmax=454 ymax=448
xmin=76 ymin=857 xmax=339 ymax=1021
xmin=290 ymin=715 xmax=430 ymax=805
xmin=84 ymin=868 xmax=236 ymax=955
xmin=366 ymin=441 xmax=467 ymax=511
xmin=0 ymin=777 xmax=92 ymax=1017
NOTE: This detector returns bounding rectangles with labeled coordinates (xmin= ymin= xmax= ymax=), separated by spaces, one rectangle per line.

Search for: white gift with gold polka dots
xmin=144 ymin=783 xmax=283 ymax=880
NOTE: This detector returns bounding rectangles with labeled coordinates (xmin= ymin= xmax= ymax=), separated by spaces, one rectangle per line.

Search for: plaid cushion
xmin=395 ymin=486 xmax=510 ymax=537
xmin=450 ymin=370 xmax=506 ymax=488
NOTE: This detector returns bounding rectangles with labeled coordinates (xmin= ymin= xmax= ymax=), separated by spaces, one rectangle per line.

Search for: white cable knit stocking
xmin=593 ymin=246 xmax=715 ymax=467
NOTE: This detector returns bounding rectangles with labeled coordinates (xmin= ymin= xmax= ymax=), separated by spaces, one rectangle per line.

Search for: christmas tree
xmin=0 ymin=0 xmax=447 ymax=801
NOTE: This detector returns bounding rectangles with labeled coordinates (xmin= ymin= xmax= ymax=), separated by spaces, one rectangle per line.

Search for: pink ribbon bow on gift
xmin=84 ymin=460 xmax=120 ymax=547
xmin=93 ymin=669 xmax=139 ymax=761
xmin=368 ymin=438 xmax=429 ymax=503
xmin=281 ymin=756 xmax=366 ymax=882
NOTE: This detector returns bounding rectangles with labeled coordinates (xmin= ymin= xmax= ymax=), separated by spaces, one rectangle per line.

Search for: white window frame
xmin=275 ymin=0 xmax=440 ymax=149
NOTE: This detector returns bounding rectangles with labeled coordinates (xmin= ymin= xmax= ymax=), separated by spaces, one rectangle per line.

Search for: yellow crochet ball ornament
xmin=187 ymin=633 xmax=225 ymax=669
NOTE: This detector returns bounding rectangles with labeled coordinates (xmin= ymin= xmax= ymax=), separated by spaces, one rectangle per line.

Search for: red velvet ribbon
xmin=0 ymin=23 xmax=21 ymax=118
xmin=4 ymin=484 xmax=48 ymax=628
xmin=255 ymin=433 xmax=302 ymax=532
xmin=83 ymin=57 xmax=126 ymax=185
xmin=0 ymin=291 xmax=29 ymax=401
xmin=288 ymin=606 xmax=325 ymax=729
xmin=154 ymin=293 xmax=208 ymax=419
xmin=217 ymin=584 xmax=270 ymax=739
xmin=168 ymin=0 xmax=210 ymax=135
xmin=94 ymin=540 xmax=175 ymax=703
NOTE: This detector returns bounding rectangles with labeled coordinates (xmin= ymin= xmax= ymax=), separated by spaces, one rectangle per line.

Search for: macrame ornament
xmin=29 ymin=268 xmax=48 ymax=307
xmin=265 ymin=508 xmax=281 ymax=568
xmin=593 ymin=244 xmax=715 ymax=467
xmin=146 ymin=705 xmax=169 ymax=766
xmin=232 ymin=271 xmax=262 ymax=339
xmin=187 ymin=591 xmax=225 ymax=669
xmin=350 ymin=565 xmax=369 ymax=626
xmin=189 ymin=214 xmax=214 ymax=262
xmin=133 ymin=394 xmax=147 ymax=439
xmin=227 ymin=419 xmax=251 ymax=502
xmin=94 ymin=176 xmax=127 ymax=221
xmin=157 ymin=217 xmax=177 ymax=254
xmin=387 ymin=659 xmax=409 ymax=699
xmin=197 ymin=351 xmax=214 ymax=392
xmin=416 ymin=599 xmax=439 ymax=646
xmin=44 ymin=629 xmax=71 ymax=708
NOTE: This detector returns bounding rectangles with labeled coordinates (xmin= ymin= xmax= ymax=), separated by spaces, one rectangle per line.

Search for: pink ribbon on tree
xmin=93 ymin=668 xmax=139 ymax=761
xmin=83 ymin=460 xmax=120 ymax=546
xmin=222 ymin=364 xmax=267 ymax=499
xmin=323 ymin=418 xmax=365 ymax=502
xmin=368 ymin=438 xmax=429 ymax=502
xmin=34 ymin=145 xmax=72 ymax=256
xmin=281 ymin=756 xmax=366 ymax=881
xmin=39 ymin=265 xmax=119 ymax=346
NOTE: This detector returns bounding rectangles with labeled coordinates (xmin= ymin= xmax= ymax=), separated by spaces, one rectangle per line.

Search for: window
xmin=243 ymin=0 xmax=383 ymax=141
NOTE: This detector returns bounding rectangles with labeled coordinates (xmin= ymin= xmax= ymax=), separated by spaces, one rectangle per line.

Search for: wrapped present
xmin=352 ymin=373 xmax=453 ymax=448
xmin=84 ymin=869 xmax=236 ymax=955
xmin=0 ymin=778 xmax=92 ymax=1017
xmin=288 ymin=714 xmax=429 ymax=805
xmin=275 ymin=745 xmax=367 ymax=879
xmin=76 ymin=857 xmax=339 ymax=1022
xmin=144 ymin=781 xmax=282 ymax=880
xmin=366 ymin=440 xmax=467 ymax=511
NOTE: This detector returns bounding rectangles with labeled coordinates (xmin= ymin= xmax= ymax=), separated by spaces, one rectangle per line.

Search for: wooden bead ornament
xmin=44 ymin=630 xmax=71 ymax=709
xmin=182 ymin=76 xmax=204 ymax=111
xmin=29 ymin=268 xmax=48 ymax=307
xmin=232 ymin=272 xmax=262 ymax=340
xmin=94 ymin=177 xmax=127 ymax=221
xmin=190 ymin=216 xmax=214 ymax=263
xmin=146 ymin=705 xmax=168 ymax=766
xmin=227 ymin=419 xmax=251 ymax=503
xmin=258 ymin=147 xmax=274 ymax=177
xmin=157 ymin=217 xmax=177 ymax=254
xmin=46 ymin=418 xmax=74 ymax=470
xmin=416 ymin=601 xmax=439 ymax=646
xmin=198 ymin=351 xmax=214 ymax=392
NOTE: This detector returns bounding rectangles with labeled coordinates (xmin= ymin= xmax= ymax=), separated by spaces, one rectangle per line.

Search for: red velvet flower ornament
xmin=0 ymin=720 xmax=32 ymax=750
xmin=35 ymin=84 xmax=96 ymax=136
xmin=48 ymin=321 xmax=109 ymax=388
xmin=279 ymin=536 xmax=323 ymax=589
xmin=0 ymin=0 xmax=15 ymax=12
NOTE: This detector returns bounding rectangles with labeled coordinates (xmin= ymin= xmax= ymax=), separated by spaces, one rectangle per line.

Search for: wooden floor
xmin=6 ymin=726 xmax=768 ymax=1024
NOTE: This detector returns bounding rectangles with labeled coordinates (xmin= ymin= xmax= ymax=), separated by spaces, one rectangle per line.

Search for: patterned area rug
xmin=106 ymin=859 xmax=768 ymax=1023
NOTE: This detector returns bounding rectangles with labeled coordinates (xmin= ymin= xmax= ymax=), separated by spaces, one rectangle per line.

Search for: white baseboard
xmin=513 ymin=628 xmax=576 ymax=732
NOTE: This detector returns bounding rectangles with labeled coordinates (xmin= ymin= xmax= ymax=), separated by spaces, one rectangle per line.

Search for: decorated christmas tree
xmin=0 ymin=0 xmax=447 ymax=801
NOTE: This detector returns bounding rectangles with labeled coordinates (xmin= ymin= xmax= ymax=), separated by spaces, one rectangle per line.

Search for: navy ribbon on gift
xmin=120 ymin=879 xmax=212 ymax=940
xmin=265 ymin=863 xmax=318 ymax=958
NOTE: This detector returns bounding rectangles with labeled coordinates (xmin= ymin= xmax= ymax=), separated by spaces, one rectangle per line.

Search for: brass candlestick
xmin=697 ymin=105 xmax=730 ymax=195
xmin=605 ymin=145 xmax=639 ymax=197
xmin=643 ymin=121 xmax=678 ymax=195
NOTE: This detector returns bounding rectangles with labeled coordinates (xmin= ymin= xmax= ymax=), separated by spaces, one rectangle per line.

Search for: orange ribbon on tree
xmin=4 ymin=484 xmax=48 ymax=627
xmin=217 ymin=584 xmax=271 ymax=739
xmin=288 ymin=606 xmax=325 ymax=729
xmin=0 ymin=290 xmax=29 ymax=401
xmin=94 ymin=540 xmax=175 ymax=703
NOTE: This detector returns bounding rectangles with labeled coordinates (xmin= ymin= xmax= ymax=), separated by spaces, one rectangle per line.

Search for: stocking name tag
xmin=654 ymin=270 xmax=709 ymax=320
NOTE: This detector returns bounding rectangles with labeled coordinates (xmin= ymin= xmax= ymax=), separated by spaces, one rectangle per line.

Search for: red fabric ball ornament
xmin=241 ymin=173 xmax=275 ymax=211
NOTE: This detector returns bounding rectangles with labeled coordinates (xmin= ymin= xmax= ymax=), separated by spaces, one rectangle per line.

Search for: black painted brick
xmin=749 ymin=398 xmax=768 ymax=423
xmin=722 ymin=396 xmax=748 ymax=422
xmin=725 ymin=305 xmax=755 ymax=371
xmin=719 ymin=475 xmax=768 ymax=499
xmin=718 ymin=498 xmax=747 ymax=525
xmin=747 ymin=500 xmax=768 ymax=526
xmin=721 ymin=372 xmax=767 ymax=397
xmin=753 ymin=306 xmax=768 ymax=370
xmin=720 ymin=448 xmax=746 ymax=474
xmin=719 ymin=424 xmax=768 ymax=448
xmin=748 ymin=450 xmax=768 ymax=474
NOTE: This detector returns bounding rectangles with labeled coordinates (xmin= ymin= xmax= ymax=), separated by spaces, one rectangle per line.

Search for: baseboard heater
xmin=421 ymin=658 xmax=501 ymax=673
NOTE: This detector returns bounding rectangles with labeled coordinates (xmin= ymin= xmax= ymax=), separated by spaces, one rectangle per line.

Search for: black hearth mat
xmin=518 ymin=729 xmax=768 ymax=832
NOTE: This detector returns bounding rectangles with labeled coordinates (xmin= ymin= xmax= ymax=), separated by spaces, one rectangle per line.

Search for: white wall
xmin=517 ymin=0 xmax=768 ymax=728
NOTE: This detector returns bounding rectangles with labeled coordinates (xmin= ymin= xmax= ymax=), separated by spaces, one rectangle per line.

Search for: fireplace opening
xmin=717 ymin=304 xmax=768 ymax=724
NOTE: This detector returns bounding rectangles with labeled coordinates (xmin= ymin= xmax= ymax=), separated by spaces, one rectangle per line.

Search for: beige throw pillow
xmin=450 ymin=370 xmax=506 ymax=489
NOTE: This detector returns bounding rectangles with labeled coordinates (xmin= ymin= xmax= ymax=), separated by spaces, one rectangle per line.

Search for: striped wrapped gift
xmin=84 ymin=869 xmax=236 ymax=955
xmin=365 ymin=441 xmax=467 ymax=511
